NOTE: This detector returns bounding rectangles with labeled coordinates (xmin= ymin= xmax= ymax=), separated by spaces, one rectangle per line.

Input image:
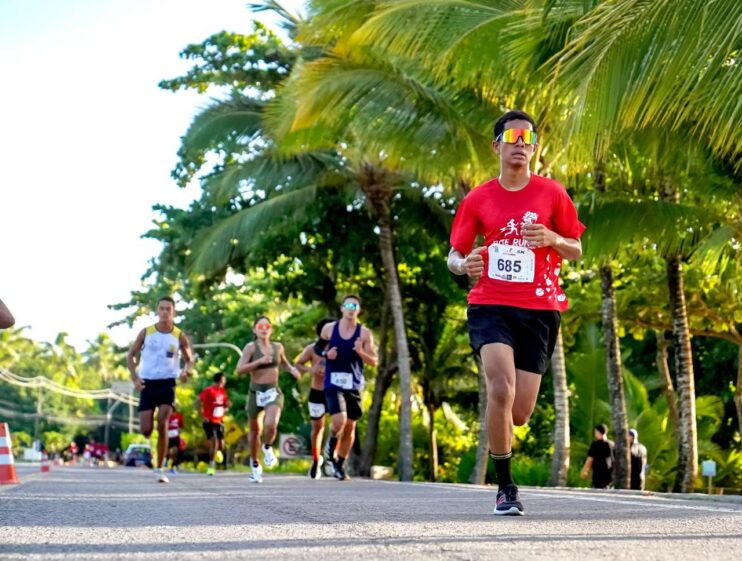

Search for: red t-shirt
xmin=199 ymin=386 xmax=228 ymax=423
xmin=167 ymin=412 xmax=184 ymax=438
xmin=450 ymin=174 xmax=585 ymax=311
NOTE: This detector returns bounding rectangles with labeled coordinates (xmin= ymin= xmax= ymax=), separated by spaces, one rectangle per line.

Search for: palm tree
xmin=548 ymin=327 xmax=570 ymax=486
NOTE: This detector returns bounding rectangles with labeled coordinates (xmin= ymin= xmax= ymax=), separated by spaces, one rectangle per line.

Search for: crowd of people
xmin=126 ymin=293 xmax=376 ymax=485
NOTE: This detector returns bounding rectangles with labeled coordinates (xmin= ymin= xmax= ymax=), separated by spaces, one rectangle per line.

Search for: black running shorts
xmin=467 ymin=304 xmax=560 ymax=374
xmin=308 ymin=388 xmax=326 ymax=420
xmin=202 ymin=421 xmax=225 ymax=440
xmin=167 ymin=437 xmax=180 ymax=449
xmin=325 ymin=388 xmax=362 ymax=421
xmin=138 ymin=378 xmax=176 ymax=412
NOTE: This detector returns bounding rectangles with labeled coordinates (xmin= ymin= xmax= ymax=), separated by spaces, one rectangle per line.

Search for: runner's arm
xmin=126 ymin=330 xmax=146 ymax=386
xmin=293 ymin=345 xmax=314 ymax=374
xmin=580 ymin=457 xmax=593 ymax=479
xmin=355 ymin=327 xmax=378 ymax=367
xmin=235 ymin=343 xmax=269 ymax=374
xmin=522 ymin=224 xmax=582 ymax=260
xmin=0 ymin=298 xmax=15 ymax=329
xmin=447 ymin=246 xmax=486 ymax=280
xmin=179 ymin=332 xmax=195 ymax=379
xmin=279 ymin=344 xmax=300 ymax=379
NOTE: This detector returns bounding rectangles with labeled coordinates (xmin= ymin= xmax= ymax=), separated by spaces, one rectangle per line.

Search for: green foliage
xmin=42 ymin=431 xmax=67 ymax=454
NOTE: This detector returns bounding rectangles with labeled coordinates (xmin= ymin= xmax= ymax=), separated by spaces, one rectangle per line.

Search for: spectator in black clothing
xmin=629 ymin=428 xmax=648 ymax=490
xmin=580 ymin=423 xmax=615 ymax=489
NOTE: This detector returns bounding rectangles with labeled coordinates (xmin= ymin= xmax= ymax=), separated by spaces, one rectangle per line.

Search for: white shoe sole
xmin=494 ymin=506 xmax=523 ymax=516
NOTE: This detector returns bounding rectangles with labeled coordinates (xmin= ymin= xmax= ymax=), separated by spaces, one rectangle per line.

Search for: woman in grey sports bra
xmin=236 ymin=316 xmax=299 ymax=482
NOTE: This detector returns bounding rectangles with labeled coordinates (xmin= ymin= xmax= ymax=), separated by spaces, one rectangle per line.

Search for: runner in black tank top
xmin=318 ymin=295 xmax=378 ymax=481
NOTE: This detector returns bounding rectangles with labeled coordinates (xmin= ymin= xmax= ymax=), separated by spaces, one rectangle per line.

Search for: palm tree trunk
xmin=359 ymin=295 xmax=395 ymax=477
xmin=548 ymin=327 xmax=570 ymax=486
xmin=655 ymin=330 xmax=680 ymax=431
xmin=374 ymin=202 xmax=414 ymax=482
xmin=600 ymin=264 xmax=630 ymax=488
xmin=469 ymin=353 xmax=488 ymax=485
xmin=426 ymin=401 xmax=438 ymax=481
xmin=667 ymin=255 xmax=698 ymax=493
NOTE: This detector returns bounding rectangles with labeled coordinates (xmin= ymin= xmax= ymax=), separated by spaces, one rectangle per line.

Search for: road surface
xmin=1 ymin=465 xmax=741 ymax=560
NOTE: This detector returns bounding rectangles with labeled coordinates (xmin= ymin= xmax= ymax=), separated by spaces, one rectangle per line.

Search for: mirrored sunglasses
xmin=342 ymin=302 xmax=360 ymax=311
xmin=497 ymin=128 xmax=537 ymax=145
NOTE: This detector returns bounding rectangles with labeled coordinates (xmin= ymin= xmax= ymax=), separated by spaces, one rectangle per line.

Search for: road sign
xmin=701 ymin=460 xmax=716 ymax=477
xmin=279 ymin=434 xmax=303 ymax=458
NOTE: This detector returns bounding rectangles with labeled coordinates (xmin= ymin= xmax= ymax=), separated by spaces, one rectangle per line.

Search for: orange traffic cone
xmin=40 ymin=453 xmax=51 ymax=473
xmin=0 ymin=423 xmax=20 ymax=484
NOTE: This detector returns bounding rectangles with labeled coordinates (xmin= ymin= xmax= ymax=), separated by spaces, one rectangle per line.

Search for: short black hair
xmin=596 ymin=423 xmax=608 ymax=435
xmin=341 ymin=294 xmax=362 ymax=306
xmin=493 ymin=110 xmax=537 ymax=140
xmin=158 ymin=296 xmax=175 ymax=306
xmin=213 ymin=372 xmax=225 ymax=384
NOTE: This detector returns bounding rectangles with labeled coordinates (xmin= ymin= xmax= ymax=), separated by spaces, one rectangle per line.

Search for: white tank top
xmin=139 ymin=325 xmax=182 ymax=380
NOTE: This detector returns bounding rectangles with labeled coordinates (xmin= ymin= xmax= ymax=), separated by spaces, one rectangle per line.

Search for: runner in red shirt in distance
xmin=166 ymin=407 xmax=184 ymax=474
xmin=198 ymin=372 xmax=229 ymax=476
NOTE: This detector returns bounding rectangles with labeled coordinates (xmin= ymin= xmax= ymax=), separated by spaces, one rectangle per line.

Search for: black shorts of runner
xmin=308 ymin=388 xmax=326 ymax=420
xmin=467 ymin=304 xmax=560 ymax=374
xmin=167 ymin=437 xmax=180 ymax=449
xmin=325 ymin=388 xmax=362 ymax=421
xmin=202 ymin=421 xmax=225 ymax=440
xmin=138 ymin=378 xmax=176 ymax=412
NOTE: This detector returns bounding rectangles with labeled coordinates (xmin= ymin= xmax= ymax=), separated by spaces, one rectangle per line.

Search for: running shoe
xmin=207 ymin=466 xmax=215 ymax=477
xmin=168 ymin=467 xmax=177 ymax=475
xmin=333 ymin=464 xmax=350 ymax=481
xmin=263 ymin=445 xmax=277 ymax=468
xmin=215 ymin=450 xmax=224 ymax=464
xmin=248 ymin=464 xmax=263 ymax=483
xmin=155 ymin=469 xmax=169 ymax=484
xmin=308 ymin=456 xmax=324 ymax=480
xmin=494 ymin=483 xmax=524 ymax=516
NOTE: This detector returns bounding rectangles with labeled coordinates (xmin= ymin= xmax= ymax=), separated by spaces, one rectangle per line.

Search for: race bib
xmin=167 ymin=429 xmax=179 ymax=438
xmin=488 ymin=244 xmax=535 ymax=283
xmin=256 ymin=387 xmax=279 ymax=408
xmin=212 ymin=406 xmax=225 ymax=418
xmin=331 ymin=371 xmax=353 ymax=390
xmin=308 ymin=402 xmax=326 ymax=417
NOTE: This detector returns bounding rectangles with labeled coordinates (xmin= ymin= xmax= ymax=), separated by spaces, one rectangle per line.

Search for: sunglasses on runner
xmin=496 ymin=128 xmax=538 ymax=145
xmin=342 ymin=302 xmax=360 ymax=311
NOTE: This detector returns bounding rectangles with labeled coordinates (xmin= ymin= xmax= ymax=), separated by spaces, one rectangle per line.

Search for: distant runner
xmin=127 ymin=296 xmax=194 ymax=483
xmin=198 ymin=372 xmax=229 ymax=476
xmin=294 ymin=318 xmax=334 ymax=479
xmin=236 ymin=316 xmax=299 ymax=483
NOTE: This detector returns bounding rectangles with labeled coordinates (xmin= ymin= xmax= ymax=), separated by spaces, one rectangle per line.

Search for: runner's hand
xmin=325 ymin=347 xmax=338 ymax=360
xmin=179 ymin=370 xmax=189 ymax=383
xmin=259 ymin=354 xmax=273 ymax=365
xmin=290 ymin=366 xmax=300 ymax=380
xmin=522 ymin=223 xmax=556 ymax=248
xmin=464 ymin=247 xmax=487 ymax=280
xmin=133 ymin=377 xmax=145 ymax=392
xmin=353 ymin=338 xmax=364 ymax=355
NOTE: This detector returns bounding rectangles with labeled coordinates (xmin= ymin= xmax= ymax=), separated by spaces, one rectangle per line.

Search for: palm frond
xmin=181 ymin=96 xmax=266 ymax=157
xmin=189 ymin=184 xmax=319 ymax=274
xmin=580 ymin=199 xmax=715 ymax=260
xmin=551 ymin=0 xmax=742 ymax=165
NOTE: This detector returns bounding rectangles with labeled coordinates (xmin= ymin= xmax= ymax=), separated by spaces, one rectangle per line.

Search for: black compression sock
xmin=336 ymin=456 xmax=346 ymax=469
xmin=490 ymin=450 xmax=513 ymax=491
xmin=328 ymin=435 xmax=338 ymax=459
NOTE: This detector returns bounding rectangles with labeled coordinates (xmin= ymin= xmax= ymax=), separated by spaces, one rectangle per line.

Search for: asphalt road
xmin=1 ymin=464 xmax=741 ymax=560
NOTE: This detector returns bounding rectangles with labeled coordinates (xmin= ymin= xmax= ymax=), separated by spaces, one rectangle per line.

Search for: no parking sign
xmin=279 ymin=434 xmax=303 ymax=458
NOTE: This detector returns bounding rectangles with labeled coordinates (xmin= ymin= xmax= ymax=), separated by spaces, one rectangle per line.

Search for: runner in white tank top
xmin=127 ymin=296 xmax=194 ymax=483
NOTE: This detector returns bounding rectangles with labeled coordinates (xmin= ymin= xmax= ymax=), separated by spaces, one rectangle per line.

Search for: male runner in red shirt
xmin=448 ymin=110 xmax=585 ymax=515
xmin=198 ymin=372 xmax=229 ymax=476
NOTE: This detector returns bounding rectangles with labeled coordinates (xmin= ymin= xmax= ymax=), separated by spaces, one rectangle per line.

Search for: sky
xmin=0 ymin=0 xmax=302 ymax=350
